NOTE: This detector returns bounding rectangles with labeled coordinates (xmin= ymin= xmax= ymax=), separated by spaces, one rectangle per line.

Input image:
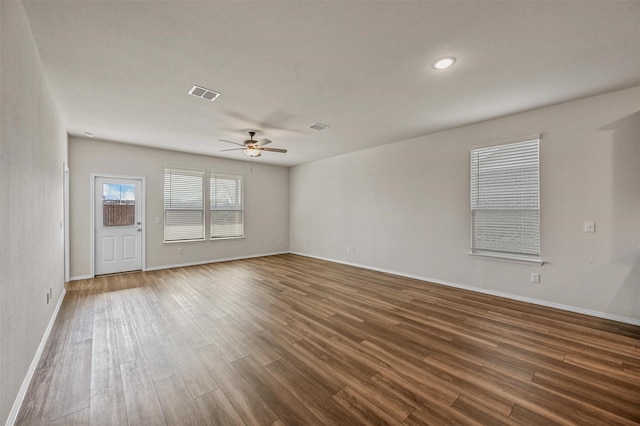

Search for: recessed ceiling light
xmin=84 ymin=132 xmax=94 ymax=137
xmin=432 ymin=57 xmax=456 ymax=70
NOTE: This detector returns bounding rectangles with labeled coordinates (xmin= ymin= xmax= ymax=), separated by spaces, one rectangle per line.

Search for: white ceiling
xmin=22 ymin=1 xmax=640 ymax=167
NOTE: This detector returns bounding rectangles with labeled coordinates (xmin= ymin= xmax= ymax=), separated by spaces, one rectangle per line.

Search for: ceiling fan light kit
xmin=220 ymin=131 xmax=287 ymax=159
xmin=243 ymin=147 xmax=261 ymax=157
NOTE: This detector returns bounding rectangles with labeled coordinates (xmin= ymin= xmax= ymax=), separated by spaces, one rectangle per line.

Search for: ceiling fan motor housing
xmin=245 ymin=131 xmax=257 ymax=146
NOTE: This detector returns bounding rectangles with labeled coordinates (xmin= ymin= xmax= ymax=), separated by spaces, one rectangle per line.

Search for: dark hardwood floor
xmin=16 ymin=254 xmax=640 ymax=425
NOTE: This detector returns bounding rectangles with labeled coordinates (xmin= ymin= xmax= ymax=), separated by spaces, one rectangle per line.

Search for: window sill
xmin=163 ymin=236 xmax=245 ymax=244
xmin=210 ymin=236 xmax=245 ymax=241
xmin=468 ymin=251 xmax=544 ymax=266
xmin=163 ymin=239 xmax=206 ymax=244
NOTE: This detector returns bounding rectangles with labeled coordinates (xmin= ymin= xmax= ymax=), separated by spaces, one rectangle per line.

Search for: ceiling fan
xmin=219 ymin=131 xmax=287 ymax=157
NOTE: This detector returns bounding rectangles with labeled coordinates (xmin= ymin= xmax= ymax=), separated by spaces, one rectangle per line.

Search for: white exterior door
xmin=95 ymin=177 xmax=142 ymax=275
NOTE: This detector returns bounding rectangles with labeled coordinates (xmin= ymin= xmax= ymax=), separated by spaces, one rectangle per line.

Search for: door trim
xmin=90 ymin=173 xmax=146 ymax=278
xmin=64 ymin=163 xmax=70 ymax=282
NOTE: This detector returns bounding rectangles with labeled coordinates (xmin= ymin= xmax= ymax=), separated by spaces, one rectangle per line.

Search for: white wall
xmin=0 ymin=2 xmax=68 ymax=423
xmin=290 ymin=86 xmax=640 ymax=322
xmin=69 ymin=137 xmax=289 ymax=277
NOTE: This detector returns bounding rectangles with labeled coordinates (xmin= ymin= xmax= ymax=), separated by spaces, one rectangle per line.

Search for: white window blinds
xmin=210 ymin=173 xmax=243 ymax=239
xmin=470 ymin=138 xmax=540 ymax=260
xmin=164 ymin=168 xmax=205 ymax=241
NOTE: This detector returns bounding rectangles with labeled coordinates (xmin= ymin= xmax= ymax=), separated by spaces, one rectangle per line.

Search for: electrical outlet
xmin=584 ymin=221 xmax=596 ymax=233
xmin=347 ymin=247 xmax=355 ymax=254
xmin=531 ymin=273 xmax=540 ymax=283
xmin=178 ymin=247 xmax=183 ymax=255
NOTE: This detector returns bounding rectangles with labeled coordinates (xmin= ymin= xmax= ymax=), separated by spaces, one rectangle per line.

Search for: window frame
xmin=469 ymin=136 xmax=542 ymax=265
xmin=209 ymin=172 xmax=244 ymax=240
xmin=163 ymin=167 xmax=206 ymax=243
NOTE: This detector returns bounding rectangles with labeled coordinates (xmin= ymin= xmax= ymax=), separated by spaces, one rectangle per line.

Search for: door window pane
xmin=103 ymin=183 xmax=136 ymax=227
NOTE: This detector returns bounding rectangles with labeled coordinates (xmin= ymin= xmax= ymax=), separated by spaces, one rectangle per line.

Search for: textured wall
xmin=0 ymin=2 xmax=68 ymax=423
xmin=290 ymin=86 xmax=640 ymax=322
xmin=68 ymin=137 xmax=289 ymax=277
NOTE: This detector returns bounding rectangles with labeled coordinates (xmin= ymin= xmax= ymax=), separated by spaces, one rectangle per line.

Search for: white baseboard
xmin=6 ymin=288 xmax=67 ymax=426
xmin=290 ymin=252 xmax=640 ymax=327
xmin=68 ymin=252 xmax=290 ymax=279
xmin=69 ymin=274 xmax=92 ymax=281
xmin=143 ymin=251 xmax=289 ymax=272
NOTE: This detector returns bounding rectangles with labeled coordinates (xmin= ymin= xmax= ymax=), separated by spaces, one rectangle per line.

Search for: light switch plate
xmin=584 ymin=221 xmax=595 ymax=233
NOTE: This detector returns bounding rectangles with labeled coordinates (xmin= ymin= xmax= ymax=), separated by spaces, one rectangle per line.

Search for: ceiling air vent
xmin=188 ymin=85 xmax=220 ymax=101
xmin=308 ymin=122 xmax=330 ymax=131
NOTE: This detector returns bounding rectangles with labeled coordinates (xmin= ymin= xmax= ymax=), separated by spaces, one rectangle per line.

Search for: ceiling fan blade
xmin=219 ymin=139 xmax=244 ymax=146
xmin=220 ymin=148 xmax=245 ymax=152
xmin=257 ymin=138 xmax=272 ymax=147
xmin=259 ymin=147 xmax=287 ymax=153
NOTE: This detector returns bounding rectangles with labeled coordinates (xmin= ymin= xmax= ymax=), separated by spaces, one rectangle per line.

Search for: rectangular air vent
xmin=188 ymin=85 xmax=220 ymax=101
xmin=308 ymin=122 xmax=330 ymax=131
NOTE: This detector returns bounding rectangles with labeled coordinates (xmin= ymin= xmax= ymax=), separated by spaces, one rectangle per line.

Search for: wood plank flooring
xmin=16 ymin=254 xmax=640 ymax=425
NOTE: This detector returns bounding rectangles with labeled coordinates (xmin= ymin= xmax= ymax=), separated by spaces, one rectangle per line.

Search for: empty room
xmin=2 ymin=1 xmax=640 ymax=425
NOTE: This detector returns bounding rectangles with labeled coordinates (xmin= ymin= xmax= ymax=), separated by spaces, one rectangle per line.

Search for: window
xmin=470 ymin=137 xmax=540 ymax=262
xmin=102 ymin=183 xmax=136 ymax=227
xmin=210 ymin=172 xmax=243 ymax=239
xmin=164 ymin=168 xmax=205 ymax=242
